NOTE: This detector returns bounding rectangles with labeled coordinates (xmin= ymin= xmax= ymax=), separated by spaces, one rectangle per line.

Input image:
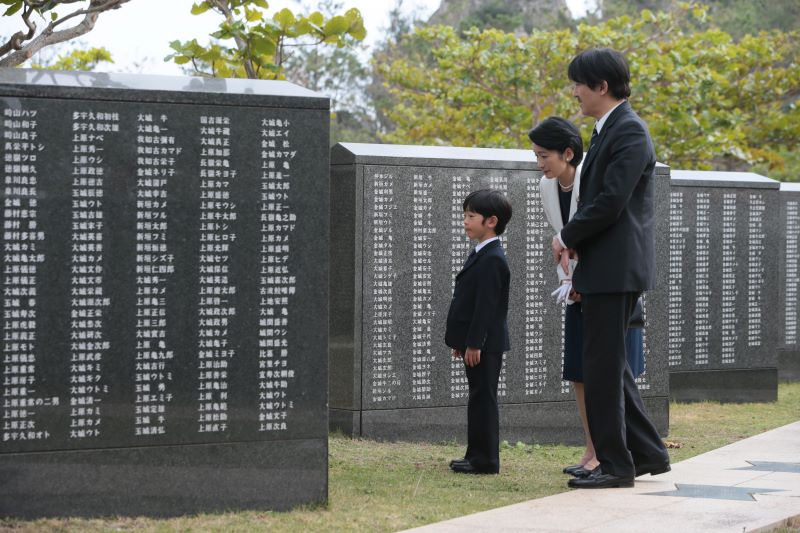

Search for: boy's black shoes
xmin=449 ymin=458 xmax=469 ymax=467
xmin=450 ymin=461 xmax=498 ymax=475
xmin=635 ymin=461 xmax=671 ymax=477
xmin=567 ymin=467 xmax=633 ymax=489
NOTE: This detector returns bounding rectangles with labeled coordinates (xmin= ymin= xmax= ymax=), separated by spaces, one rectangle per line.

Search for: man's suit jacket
xmin=560 ymin=101 xmax=656 ymax=294
xmin=445 ymin=240 xmax=511 ymax=353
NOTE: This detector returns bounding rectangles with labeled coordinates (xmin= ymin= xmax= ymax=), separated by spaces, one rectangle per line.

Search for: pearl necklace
xmin=558 ymin=180 xmax=574 ymax=192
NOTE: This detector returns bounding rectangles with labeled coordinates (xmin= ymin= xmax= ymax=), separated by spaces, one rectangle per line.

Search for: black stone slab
xmin=667 ymin=171 xmax=780 ymax=401
xmin=0 ymin=70 xmax=329 ymax=517
xmin=670 ymin=369 xmax=777 ymax=403
xmin=0 ymin=438 xmax=326 ymax=519
xmin=356 ymin=396 xmax=668 ymax=446
xmin=330 ymin=142 xmax=670 ymax=443
xmin=779 ymin=183 xmax=800 ymax=381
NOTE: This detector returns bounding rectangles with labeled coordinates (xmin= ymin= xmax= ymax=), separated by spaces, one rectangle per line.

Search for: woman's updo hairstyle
xmin=527 ymin=117 xmax=584 ymax=167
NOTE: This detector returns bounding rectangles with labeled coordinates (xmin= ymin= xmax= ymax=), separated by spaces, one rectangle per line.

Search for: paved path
xmin=401 ymin=421 xmax=800 ymax=533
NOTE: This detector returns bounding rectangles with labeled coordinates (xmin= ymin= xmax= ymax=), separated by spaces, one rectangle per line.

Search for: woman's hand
xmin=559 ymin=249 xmax=570 ymax=276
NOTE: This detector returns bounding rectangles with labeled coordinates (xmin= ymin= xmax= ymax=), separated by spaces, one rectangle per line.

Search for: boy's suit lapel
xmin=457 ymin=240 xmax=500 ymax=279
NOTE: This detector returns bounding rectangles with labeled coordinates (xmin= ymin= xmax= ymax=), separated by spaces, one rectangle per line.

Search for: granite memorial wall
xmin=779 ymin=182 xmax=800 ymax=381
xmin=0 ymin=70 xmax=329 ymax=518
xmin=667 ymin=171 xmax=780 ymax=401
xmin=330 ymin=142 xmax=671 ymax=444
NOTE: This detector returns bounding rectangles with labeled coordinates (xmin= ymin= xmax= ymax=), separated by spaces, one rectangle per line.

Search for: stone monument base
xmin=0 ymin=439 xmax=327 ymax=519
xmin=778 ymin=349 xmax=800 ymax=381
xmin=669 ymin=368 xmax=778 ymax=403
xmin=331 ymin=396 xmax=669 ymax=445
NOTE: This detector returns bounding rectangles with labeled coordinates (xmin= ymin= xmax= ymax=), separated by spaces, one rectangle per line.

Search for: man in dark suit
xmin=551 ymin=48 xmax=670 ymax=489
xmin=445 ymin=189 xmax=512 ymax=474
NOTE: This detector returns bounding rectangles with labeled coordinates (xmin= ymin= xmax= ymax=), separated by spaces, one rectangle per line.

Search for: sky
xmin=0 ymin=0 xmax=595 ymax=76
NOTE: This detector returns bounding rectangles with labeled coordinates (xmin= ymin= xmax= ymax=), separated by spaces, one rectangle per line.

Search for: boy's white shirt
xmin=540 ymin=164 xmax=581 ymax=284
xmin=475 ymin=235 xmax=499 ymax=253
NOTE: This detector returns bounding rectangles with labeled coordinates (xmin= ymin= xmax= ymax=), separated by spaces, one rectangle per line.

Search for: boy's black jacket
xmin=445 ymin=239 xmax=511 ymax=353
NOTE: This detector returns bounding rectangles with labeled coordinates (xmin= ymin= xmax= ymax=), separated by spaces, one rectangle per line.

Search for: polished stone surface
xmin=779 ymin=183 xmax=800 ymax=381
xmin=0 ymin=438 xmax=327 ymax=518
xmin=733 ymin=461 xmax=800 ymax=474
xmin=667 ymin=171 xmax=780 ymax=402
xmin=671 ymin=169 xmax=778 ymax=188
xmin=0 ymin=68 xmax=327 ymax=108
xmin=330 ymin=143 xmax=670 ymax=443
xmin=0 ymin=71 xmax=329 ymax=516
xmin=646 ymin=484 xmax=785 ymax=501
xmin=669 ymin=369 xmax=777 ymax=403
xmin=357 ymin=397 xmax=668 ymax=445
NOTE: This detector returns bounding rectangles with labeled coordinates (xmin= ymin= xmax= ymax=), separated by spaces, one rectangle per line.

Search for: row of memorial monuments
xmin=0 ymin=71 xmax=797 ymax=518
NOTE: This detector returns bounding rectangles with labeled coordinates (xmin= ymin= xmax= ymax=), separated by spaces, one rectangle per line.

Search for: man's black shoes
xmin=450 ymin=460 xmax=498 ymax=475
xmin=635 ymin=461 xmax=671 ymax=477
xmin=568 ymin=467 xmax=634 ymax=489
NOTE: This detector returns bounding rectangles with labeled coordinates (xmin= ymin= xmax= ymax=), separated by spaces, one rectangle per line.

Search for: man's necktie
xmin=588 ymin=127 xmax=598 ymax=152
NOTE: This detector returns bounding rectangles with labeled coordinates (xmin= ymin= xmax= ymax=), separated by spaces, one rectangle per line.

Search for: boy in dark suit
xmin=445 ymin=189 xmax=512 ymax=475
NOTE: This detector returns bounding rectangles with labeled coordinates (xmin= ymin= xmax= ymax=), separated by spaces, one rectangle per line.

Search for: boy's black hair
xmin=463 ymin=189 xmax=513 ymax=236
xmin=568 ymin=48 xmax=631 ymax=100
xmin=527 ymin=117 xmax=584 ymax=167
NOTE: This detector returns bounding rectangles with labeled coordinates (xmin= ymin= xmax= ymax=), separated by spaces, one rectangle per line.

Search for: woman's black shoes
xmin=562 ymin=464 xmax=584 ymax=475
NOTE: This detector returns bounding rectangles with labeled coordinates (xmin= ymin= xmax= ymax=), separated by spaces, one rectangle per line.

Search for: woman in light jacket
xmin=528 ymin=117 xmax=644 ymax=479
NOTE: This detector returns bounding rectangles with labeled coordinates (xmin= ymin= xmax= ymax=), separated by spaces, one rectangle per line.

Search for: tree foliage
xmin=367 ymin=0 xmax=433 ymax=139
xmin=32 ymin=45 xmax=112 ymax=70
xmin=0 ymin=0 xmax=129 ymax=67
xmin=281 ymin=0 xmax=376 ymax=144
xmin=600 ymin=0 xmax=800 ymax=39
xmin=166 ymin=0 xmax=366 ymax=80
xmin=377 ymin=4 xmax=800 ymax=177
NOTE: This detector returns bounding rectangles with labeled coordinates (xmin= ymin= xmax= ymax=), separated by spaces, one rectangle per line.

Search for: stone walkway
xmin=401 ymin=421 xmax=800 ymax=533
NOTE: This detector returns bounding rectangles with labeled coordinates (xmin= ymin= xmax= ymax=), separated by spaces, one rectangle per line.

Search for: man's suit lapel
xmin=457 ymin=240 xmax=499 ymax=279
xmin=579 ymin=101 xmax=631 ymax=189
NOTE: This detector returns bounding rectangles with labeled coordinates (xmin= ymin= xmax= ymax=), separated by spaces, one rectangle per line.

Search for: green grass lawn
xmin=4 ymin=382 xmax=799 ymax=533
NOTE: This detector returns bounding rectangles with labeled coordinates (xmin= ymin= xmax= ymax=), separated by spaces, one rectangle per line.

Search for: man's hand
xmin=452 ymin=349 xmax=463 ymax=360
xmin=569 ymin=288 xmax=582 ymax=303
xmin=464 ymin=347 xmax=481 ymax=367
xmin=551 ymin=234 xmax=565 ymax=262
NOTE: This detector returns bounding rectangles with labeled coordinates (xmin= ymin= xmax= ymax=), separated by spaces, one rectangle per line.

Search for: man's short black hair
xmin=527 ymin=116 xmax=584 ymax=167
xmin=463 ymin=189 xmax=513 ymax=236
xmin=568 ymin=48 xmax=631 ymax=100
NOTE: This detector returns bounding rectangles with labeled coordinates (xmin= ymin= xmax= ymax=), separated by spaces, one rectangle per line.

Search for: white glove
xmin=550 ymin=281 xmax=572 ymax=304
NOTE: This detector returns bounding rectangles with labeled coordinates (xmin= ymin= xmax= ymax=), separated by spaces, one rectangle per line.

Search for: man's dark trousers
xmin=464 ymin=350 xmax=502 ymax=473
xmin=560 ymin=101 xmax=669 ymax=479
xmin=581 ymin=292 xmax=667 ymax=478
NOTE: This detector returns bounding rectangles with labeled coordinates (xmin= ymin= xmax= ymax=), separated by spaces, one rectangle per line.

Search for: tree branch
xmin=0 ymin=0 xmax=131 ymax=68
xmin=210 ymin=0 xmax=256 ymax=79
xmin=0 ymin=4 xmax=36 ymax=58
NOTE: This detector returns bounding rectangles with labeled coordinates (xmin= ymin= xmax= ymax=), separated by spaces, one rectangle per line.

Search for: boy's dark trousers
xmin=464 ymin=350 xmax=503 ymax=473
xmin=445 ymin=239 xmax=510 ymax=473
